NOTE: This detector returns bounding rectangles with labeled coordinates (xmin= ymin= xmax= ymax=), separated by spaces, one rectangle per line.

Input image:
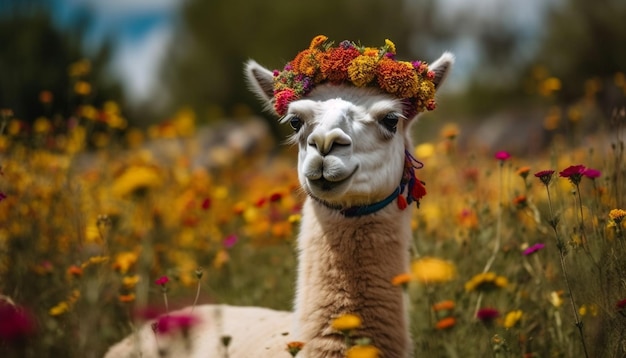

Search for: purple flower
xmin=476 ymin=307 xmax=500 ymax=322
xmin=155 ymin=276 xmax=169 ymax=286
xmin=523 ymin=243 xmax=546 ymax=256
xmin=494 ymin=151 xmax=511 ymax=161
xmin=583 ymin=168 xmax=601 ymax=179
xmin=223 ymin=234 xmax=238 ymax=249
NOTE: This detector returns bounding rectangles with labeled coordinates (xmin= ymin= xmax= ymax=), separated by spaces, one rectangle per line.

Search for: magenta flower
xmin=523 ymin=243 xmax=546 ymax=256
xmin=155 ymin=276 xmax=169 ymax=286
xmin=0 ymin=192 xmax=6 ymax=202
xmin=559 ymin=165 xmax=586 ymax=185
xmin=618 ymin=298 xmax=626 ymax=310
xmin=583 ymin=168 xmax=601 ymax=179
xmin=534 ymin=169 xmax=555 ymax=186
xmin=494 ymin=151 xmax=511 ymax=161
xmin=223 ymin=234 xmax=238 ymax=249
xmin=476 ymin=307 xmax=500 ymax=322
xmin=155 ymin=313 xmax=200 ymax=335
xmin=0 ymin=305 xmax=36 ymax=342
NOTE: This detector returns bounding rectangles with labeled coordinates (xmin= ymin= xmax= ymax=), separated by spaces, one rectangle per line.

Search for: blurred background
xmin=1 ymin=0 xmax=625 ymax=151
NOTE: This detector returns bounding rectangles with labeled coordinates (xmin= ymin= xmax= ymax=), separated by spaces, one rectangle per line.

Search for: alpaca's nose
xmin=308 ymin=128 xmax=352 ymax=156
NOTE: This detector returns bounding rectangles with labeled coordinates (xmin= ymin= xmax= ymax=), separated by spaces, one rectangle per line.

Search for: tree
xmin=0 ymin=2 xmax=125 ymax=124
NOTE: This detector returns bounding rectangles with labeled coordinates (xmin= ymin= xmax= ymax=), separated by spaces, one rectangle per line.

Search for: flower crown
xmin=272 ymin=35 xmax=437 ymax=117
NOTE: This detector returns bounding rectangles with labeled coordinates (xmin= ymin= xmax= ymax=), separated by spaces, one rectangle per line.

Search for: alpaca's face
xmin=283 ymin=85 xmax=408 ymax=207
xmin=245 ymin=52 xmax=453 ymax=208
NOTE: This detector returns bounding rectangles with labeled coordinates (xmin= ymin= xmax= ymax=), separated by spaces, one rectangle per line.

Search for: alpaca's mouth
xmin=307 ymin=165 xmax=358 ymax=193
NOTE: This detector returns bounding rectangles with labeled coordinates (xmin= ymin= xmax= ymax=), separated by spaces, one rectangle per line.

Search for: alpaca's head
xmin=246 ymin=37 xmax=453 ymax=212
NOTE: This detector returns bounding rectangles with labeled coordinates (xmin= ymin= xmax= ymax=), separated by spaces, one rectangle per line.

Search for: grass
xmin=1 ymin=80 xmax=626 ymax=358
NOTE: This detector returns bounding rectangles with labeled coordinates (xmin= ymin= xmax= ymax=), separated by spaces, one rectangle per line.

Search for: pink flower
xmin=223 ymin=234 xmax=238 ymax=249
xmin=523 ymin=243 xmax=545 ymax=256
xmin=155 ymin=276 xmax=169 ymax=286
xmin=583 ymin=168 xmax=601 ymax=179
xmin=476 ymin=307 xmax=500 ymax=322
xmin=494 ymin=151 xmax=511 ymax=161
xmin=0 ymin=304 xmax=36 ymax=342
xmin=155 ymin=313 xmax=200 ymax=335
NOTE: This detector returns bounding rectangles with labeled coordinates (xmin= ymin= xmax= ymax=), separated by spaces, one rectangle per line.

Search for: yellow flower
xmin=503 ymin=310 xmax=523 ymax=329
xmin=411 ymin=257 xmax=456 ymax=284
xmin=113 ymin=251 xmax=138 ymax=274
xmin=384 ymin=39 xmax=396 ymax=55
xmin=111 ymin=165 xmax=162 ymax=197
xmin=347 ymin=55 xmax=378 ymax=87
xmin=74 ymin=81 xmax=92 ymax=96
xmin=346 ymin=344 xmax=380 ymax=358
xmin=122 ymin=275 xmax=141 ymax=289
xmin=464 ymin=272 xmax=508 ymax=292
xmin=49 ymin=302 xmax=70 ymax=316
xmin=549 ymin=290 xmax=563 ymax=308
xmin=609 ymin=209 xmax=626 ymax=223
xmin=331 ymin=313 xmax=362 ymax=332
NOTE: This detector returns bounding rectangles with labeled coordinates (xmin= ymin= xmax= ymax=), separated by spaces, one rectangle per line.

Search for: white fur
xmin=105 ymin=52 xmax=453 ymax=358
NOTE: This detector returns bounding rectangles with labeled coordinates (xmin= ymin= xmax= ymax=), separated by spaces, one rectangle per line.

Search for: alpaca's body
xmin=294 ymin=199 xmax=412 ymax=357
xmin=104 ymin=305 xmax=293 ymax=357
xmin=105 ymin=38 xmax=453 ymax=358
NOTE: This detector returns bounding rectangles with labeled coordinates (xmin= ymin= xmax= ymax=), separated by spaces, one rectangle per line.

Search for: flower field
xmin=1 ymin=77 xmax=626 ymax=358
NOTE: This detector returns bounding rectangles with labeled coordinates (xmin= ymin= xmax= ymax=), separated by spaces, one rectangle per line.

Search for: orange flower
xmin=376 ymin=58 xmax=419 ymax=98
xmin=432 ymin=300 xmax=455 ymax=312
xmin=435 ymin=317 xmax=456 ymax=330
xmin=118 ymin=293 xmax=136 ymax=303
xmin=67 ymin=265 xmax=83 ymax=278
xmin=391 ymin=273 xmax=412 ymax=287
xmin=320 ymin=46 xmax=360 ymax=83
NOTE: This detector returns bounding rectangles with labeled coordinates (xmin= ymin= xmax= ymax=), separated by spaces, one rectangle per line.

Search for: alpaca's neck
xmin=294 ymin=198 xmax=412 ymax=357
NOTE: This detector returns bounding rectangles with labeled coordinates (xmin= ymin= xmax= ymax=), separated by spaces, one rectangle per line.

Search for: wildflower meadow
xmin=1 ymin=60 xmax=626 ymax=358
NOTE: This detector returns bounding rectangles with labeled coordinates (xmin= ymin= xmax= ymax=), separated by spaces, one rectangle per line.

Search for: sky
xmin=47 ymin=0 xmax=551 ymax=104
xmin=50 ymin=0 xmax=178 ymax=103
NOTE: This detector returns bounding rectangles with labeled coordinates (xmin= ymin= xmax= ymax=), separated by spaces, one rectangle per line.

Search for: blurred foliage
xmin=0 ymin=2 xmax=125 ymax=126
xmin=535 ymin=0 xmax=626 ymax=108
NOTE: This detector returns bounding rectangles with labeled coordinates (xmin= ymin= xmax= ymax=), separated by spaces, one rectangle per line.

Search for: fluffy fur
xmin=104 ymin=52 xmax=453 ymax=358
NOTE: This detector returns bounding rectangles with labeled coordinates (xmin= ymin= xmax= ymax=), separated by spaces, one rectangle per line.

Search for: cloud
xmin=66 ymin=0 xmax=179 ymax=15
xmin=113 ymin=23 xmax=173 ymax=102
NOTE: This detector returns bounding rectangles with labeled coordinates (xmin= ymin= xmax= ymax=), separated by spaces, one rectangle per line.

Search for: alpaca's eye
xmin=380 ymin=113 xmax=399 ymax=133
xmin=289 ymin=116 xmax=303 ymax=132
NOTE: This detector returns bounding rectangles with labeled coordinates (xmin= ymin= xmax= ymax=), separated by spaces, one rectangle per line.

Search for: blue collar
xmin=339 ymin=186 xmax=401 ymax=217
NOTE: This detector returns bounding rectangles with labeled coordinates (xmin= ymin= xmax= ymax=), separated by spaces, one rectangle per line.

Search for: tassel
xmin=411 ymin=179 xmax=427 ymax=201
xmin=397 ymin=195 xmax=408 ymax=210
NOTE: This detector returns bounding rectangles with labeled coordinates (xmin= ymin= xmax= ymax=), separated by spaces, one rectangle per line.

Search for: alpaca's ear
xmin=429 ymin=52 xmax=454 ymax=90
xmin=245 ymin=60 xmax=275 ymax=108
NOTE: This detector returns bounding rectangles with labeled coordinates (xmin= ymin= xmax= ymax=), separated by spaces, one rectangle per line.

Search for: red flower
xmin=269 ymin=192 xmax=283 ymax=202
xmin=155 ymin=276 xmax=169 ymax=286
xmin=534 ymin=169 xmax=555 ymax=185
xmin=494 ymin=151 xmax=511 ymax=161
xmin=617 ymin=298 xmax=626 ymax=310
xmin=476 ymin=307 xmax=500 ymax=322
xmin=201 ymin=197 xmax=211 ymax=210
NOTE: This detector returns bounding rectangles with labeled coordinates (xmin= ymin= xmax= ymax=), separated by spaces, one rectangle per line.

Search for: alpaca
xmin=104 ymin=36 xmax=453 ymax=358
